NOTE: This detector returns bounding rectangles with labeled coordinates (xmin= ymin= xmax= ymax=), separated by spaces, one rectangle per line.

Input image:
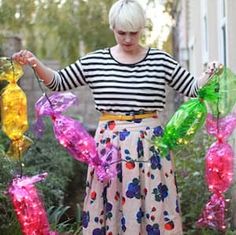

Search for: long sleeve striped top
xmin=47 ymin=48 xmax=199 ymax=113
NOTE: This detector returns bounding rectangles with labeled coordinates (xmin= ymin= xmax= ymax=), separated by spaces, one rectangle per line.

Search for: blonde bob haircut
xmin=109 ymin=0 xmax=146 ymax=32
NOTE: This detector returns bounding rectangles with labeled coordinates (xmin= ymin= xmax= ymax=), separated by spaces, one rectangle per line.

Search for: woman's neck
xmin=110 ymin=45 xmax=148 ymax=64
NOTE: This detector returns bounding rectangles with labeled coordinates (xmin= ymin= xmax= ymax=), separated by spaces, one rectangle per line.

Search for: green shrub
xmin=23 ymin=119 xmax=74 ymax=207
xmin=2 ymin=114 xmax=236 ymax=234
xmin=0 ymin=132 xmax=21 ymax=235
xmin=48 ymin=204 xmax=82 ymax=234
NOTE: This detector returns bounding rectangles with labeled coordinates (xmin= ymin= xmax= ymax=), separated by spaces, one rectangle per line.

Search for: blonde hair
xmin=109 ymin=0 xmax=146 ymax=32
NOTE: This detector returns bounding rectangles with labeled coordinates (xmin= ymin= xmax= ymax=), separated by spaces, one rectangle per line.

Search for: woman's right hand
xmin=12 ymin=50 xmax=55 ymax=85
xmin=12 ymin=50 xmax=38 ymax=68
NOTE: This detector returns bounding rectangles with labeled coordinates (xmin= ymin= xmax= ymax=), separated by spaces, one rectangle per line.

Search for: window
xmin=218 ymin=0 xmax=228 ymax=117
xmin=218 ymin=0 xmax=227 ymax=66
xmin=201 ymin=0 xmax=209 ymax=64
xmin=188 ymin=37 xmax=196 ymax=77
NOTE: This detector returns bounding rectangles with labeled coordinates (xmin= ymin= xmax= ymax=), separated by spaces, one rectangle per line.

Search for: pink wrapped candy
xmin=8 ymin=173 xmax=57 ymax=235
xmin=197 ymin=114 xmax=236 ymax=231
xmin=205 ymin=141 xmax=234 ymax=193
xmin=196 ymin=194 xmax=226 ymax=231
xmin=34 ymin=92 xmax=119 ymax=181
xmin=205 ymin=114 xmax=236 ymax=193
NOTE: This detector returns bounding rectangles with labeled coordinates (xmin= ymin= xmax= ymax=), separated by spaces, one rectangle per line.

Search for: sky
xmin=137 ymin=0 xmax=173 ymax=48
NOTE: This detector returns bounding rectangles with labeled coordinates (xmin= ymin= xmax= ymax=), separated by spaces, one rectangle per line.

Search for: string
xmin=31 ymin=67 xmax=54 ymax=110
xmin=109 ymin=158 xmax=152 ymax=166
xmin=214 ymin=66 xmax=223 ymax=139
xmin=17 ymin=144 xmax=23 ymax=178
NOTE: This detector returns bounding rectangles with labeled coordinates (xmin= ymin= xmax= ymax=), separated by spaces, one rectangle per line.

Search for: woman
xmin=13 ymin=0 xmax=219 ymax=234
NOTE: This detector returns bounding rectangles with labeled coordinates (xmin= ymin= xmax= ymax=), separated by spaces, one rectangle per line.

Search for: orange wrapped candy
xmin=0 ymin=58 xmax=32 ymax=159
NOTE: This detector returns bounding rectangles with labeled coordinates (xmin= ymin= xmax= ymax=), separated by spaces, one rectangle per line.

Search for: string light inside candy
xmin=0 ymin=57 xmax=32 ymax=159
xmin=8 ymin=173 xmax=58 ymax=235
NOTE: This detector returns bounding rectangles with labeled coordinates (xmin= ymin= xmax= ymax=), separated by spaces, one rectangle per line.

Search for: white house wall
xmin=208 ymin=0 xmax=220 ymax=61
xmin=226 ymin=0 xmax=236 ymax=72
xmin=187 ymin=0 xmax=203 ymax=77
xmin=186 ymin=0 xmax=235 ymax=72
xmin=174 ymin=0 xmax=236 ymax=228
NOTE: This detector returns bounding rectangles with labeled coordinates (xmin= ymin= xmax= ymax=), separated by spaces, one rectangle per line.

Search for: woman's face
xmin=113 ymin=28 xmax=142 ymax=52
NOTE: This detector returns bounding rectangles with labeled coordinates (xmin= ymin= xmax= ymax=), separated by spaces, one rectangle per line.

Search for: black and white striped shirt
xmin=48 ymin=48 xmax=199 ymax=113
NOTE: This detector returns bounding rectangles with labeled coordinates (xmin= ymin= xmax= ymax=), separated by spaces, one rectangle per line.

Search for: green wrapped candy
xmin=153 ymin=68 xmax=222 ymax=157
xmin=204 ymin=68 xmax=236 ymax=118
xmin=153 ymin=99 xmax=207 ymax=156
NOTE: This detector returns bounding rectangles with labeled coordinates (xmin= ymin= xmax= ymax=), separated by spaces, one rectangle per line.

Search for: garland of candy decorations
xmin=196 ymin=68 xmax=236 ymax=231
xmin=153 ymin=66 xmax=236 ymax=232
xmin=0 ymin=57 xmax=120 ymax=234
xmin=1 ymin=57 xmax=236 ymax=233
xmin=0 ymin=58 xmax=57 ymax=235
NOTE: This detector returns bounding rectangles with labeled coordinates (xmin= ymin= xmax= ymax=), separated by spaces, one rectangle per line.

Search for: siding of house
xmin=173 ymin=0 xmax=236 ymax=228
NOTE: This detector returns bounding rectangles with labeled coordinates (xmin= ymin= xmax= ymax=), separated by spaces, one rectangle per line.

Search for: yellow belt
xmin=99 ymin=112 xmax=158 ymax=121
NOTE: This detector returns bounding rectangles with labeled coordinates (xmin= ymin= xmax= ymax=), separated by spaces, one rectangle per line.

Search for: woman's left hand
xmin=205 ymin=61 xmax=223 ymax=77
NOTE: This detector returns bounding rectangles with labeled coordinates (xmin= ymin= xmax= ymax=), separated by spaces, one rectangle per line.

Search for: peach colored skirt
xmin=82 ymin=117 xmax=183 ymax=235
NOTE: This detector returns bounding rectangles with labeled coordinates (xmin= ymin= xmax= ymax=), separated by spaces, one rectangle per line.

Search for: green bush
xmin=23 ymin=119 xmax=74 ymax=207
xmin=2 ymin=116 xmax=236 ymax=234
xmin=0 ymin=154 xmax=21 ymax=235
xmin=48 ymin=204 xmax=82 ymax=234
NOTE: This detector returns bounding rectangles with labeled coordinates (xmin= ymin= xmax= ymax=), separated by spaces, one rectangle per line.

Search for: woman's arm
xmin=12 ymin=49 xmax=87 ymax=91
xmin=167 ymin=57 xmax=222 ymax=97
xmin=12 ymin=49 xmax=54 ymax=85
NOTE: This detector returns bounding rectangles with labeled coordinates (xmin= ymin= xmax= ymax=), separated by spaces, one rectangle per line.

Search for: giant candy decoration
xmin=8 ymin=173 xmax=57 ymax=235
xmin=153 ymin=98 xmax=207 ymax=156
xmin=196 ymin=114 xmax=236 ymax=231
xmin=152 ymin=71 xmax=221 ymax=156
xmin=34 ymin=92 xmax=119 ymax=181
xmin=151 ymin=66 xmax=236 ymax=231
xmin=0 ymin=58 xmax=32 ymax=159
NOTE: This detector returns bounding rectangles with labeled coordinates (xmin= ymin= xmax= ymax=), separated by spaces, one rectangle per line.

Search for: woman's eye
xmin=118 ymin=31 xmax=126 ymax=35
xmin=130 ymin=32 xmax=138 ymax=35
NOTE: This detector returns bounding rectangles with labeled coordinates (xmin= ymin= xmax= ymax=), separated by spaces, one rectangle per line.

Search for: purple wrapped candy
xmin=34 ymin=92 xmax=78 ymax=138
xmin=52 ymin=114 xmax=98 ymax=164
xmin=96 ymin=145 xmax=119 ymax=181
xmin=34 ymin=92 xmax=119 ymax=181
xmin=206 ymin=113 xmax=236 ymax=141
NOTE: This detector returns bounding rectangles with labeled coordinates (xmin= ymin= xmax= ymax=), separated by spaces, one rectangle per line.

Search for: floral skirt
xmin=82 ymin=117 xmax=183 ymax=235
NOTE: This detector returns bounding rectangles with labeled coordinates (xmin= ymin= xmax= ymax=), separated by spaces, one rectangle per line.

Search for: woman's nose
xmin=124 ymin=34 xmax=132 ymax=42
